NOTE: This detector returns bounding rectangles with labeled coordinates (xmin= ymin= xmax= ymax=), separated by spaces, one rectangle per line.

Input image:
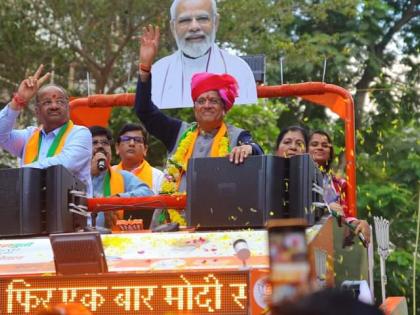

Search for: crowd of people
xmin=0 ymin=0 xmax=371 ymax=237
xmin=0 ymin=0 xmax=378 ymax=313
xmin=0 ymin=0 xmax=371 ymax=240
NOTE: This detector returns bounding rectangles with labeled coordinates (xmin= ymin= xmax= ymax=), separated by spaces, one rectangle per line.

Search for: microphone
xmin=97 ymin=158 xmax=106 ymax=171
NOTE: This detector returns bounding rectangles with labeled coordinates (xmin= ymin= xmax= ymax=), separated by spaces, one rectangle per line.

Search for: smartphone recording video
xmin=267 ymin=218 xmax=309 ymax=305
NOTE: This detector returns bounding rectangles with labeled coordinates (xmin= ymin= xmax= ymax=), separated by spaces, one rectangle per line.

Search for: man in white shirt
xmin=152 ymin=0 xmax=257 ymax=108
xmin=0 ymin=65 xmax=92 ymax=194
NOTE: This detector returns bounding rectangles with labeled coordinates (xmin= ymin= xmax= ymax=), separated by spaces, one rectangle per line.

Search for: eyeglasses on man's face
xmin=119 ymin=135 xmax=144 ymax=144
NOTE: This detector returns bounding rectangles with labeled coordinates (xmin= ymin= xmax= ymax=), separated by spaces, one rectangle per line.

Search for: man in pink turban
xmin=191 ymin=72 xmax=238 ymax=112
xmin=134 ymin=25 xmax=263 ymax=228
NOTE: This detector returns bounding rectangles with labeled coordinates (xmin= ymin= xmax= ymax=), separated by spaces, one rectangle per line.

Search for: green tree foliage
xmin=218 ymin=0 xmax=419 ymax=126
xmin=225 ymin=101 xmax=284 ymax=154
xmin=355 ymin=59 xmax=419 ymax=311
xmin=0 ymin=1 xmax=53 ymax=88
xmin=21 ymin=0 xmax=173 ymax=94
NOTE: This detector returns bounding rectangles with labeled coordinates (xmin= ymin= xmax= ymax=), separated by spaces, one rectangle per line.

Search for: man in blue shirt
xmin=0 ymin=65 xmax=92 ymax=194
xmin=89 ymin=126 xmax=153 ymax=229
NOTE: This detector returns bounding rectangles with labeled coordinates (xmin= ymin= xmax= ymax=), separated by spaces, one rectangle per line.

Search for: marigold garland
xmin=168 ymin=209 xmax=187 ymax=226
xmin=159 ymin=123 xmax=230 ymax=226
xmin=172 ymin=129 xmax=196 ymax=172
xmin=218 ymin=136 xmax=229 ymax=157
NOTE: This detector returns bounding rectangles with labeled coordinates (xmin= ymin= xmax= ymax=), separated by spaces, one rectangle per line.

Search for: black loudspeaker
xmin=186 ymin=155 xmax=323 ymax=230
xmin=45 ymin=165 xmax=87 ymax=233
xmin=0 ymin=168 xmax=44 ymax=236
xmin=288 ymin=154 xmax=321 ymax=225
xmin=0 ymin=165 xmax=87 ymax=237
xmin=186 ymin=156 xmax=287 ymax=229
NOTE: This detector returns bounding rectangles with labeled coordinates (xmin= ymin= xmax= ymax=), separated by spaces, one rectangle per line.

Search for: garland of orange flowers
xmin=159 ymin=123 xmax=230 ymax=226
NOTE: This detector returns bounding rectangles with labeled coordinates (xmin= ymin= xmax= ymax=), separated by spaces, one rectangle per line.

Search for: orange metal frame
xmin=71 ymin=82 xmax=357 ymax=217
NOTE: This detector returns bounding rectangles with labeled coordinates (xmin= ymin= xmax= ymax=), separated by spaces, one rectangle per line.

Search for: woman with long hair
xmin=308 ymin=130 xmax=370 ymax=243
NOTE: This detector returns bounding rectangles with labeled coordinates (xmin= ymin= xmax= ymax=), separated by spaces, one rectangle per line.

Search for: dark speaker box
xmin=0 ymin=167 xmax=44 ymax=236
xmin=45 ymin=165 xmax=87 ymax=233
xmin=288 ymin=154 xmax=322 ymax=225
xmin=186 ymin=155 xmax=287 ymax=229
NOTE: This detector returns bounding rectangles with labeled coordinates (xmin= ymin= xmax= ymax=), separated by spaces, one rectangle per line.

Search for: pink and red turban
xmin=191 ymin=73 xmax=239 ymax=111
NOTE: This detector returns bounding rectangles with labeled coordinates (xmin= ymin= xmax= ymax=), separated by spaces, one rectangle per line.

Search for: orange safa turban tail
xmin=191 ymin=73 xmax=239 ymax=111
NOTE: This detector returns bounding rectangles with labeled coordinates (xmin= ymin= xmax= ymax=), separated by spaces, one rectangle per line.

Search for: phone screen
xmin=268 ymin=222 xmax=309 ymax=304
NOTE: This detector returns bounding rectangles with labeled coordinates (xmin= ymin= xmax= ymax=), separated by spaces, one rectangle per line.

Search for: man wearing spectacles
xmin=150 ymin=0 xmax=257 ymax=108
xmin=89 ymin=126 xmax=153 ymax=230
xmin=0 ymin=65 xmax=92 ymax=194
xmin=113 ymin=123 xmax=164 ymax=194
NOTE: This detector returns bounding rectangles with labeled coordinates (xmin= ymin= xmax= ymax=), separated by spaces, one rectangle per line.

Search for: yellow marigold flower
xmin=160 ymin=181 xmax=177 ymax=194
xmin=167 ymin=165 xmax=179 ymax=175
xmin=218 ymin=136 xmax=229 ymax=156
xmin=168 ymin=209 xmax=187 ymax=226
